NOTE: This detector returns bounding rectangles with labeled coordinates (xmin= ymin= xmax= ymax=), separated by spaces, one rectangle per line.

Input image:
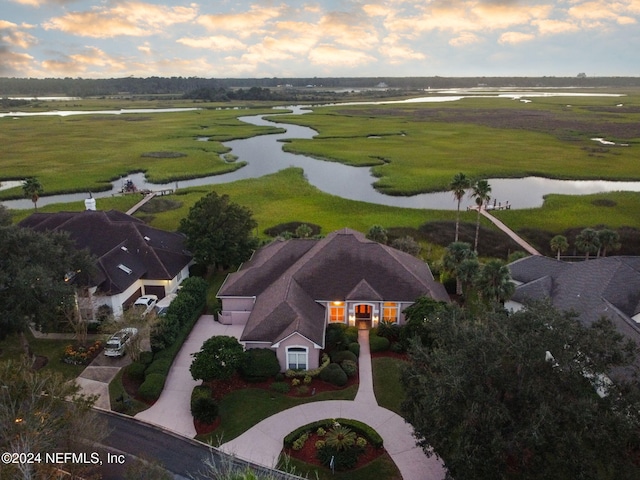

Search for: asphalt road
xmin=94 ymin=410 xmax=299 ymax=480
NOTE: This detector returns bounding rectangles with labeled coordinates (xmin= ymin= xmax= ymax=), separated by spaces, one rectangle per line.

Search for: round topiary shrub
xmin=331 ymin=350 xmax=358 ymax=364
xmin=240 ymin=348 xmax=281 ymax=382
xmin=319 ymin=363 xmax=348 ymax=387
xmin=370 ymin=335 xmax=390 ymax=353
xmin=341 ymin=360 xmax=358 ymax=377
xmin=138 ymin=351 xmax=154 ymax=366
xmin=347 ymin=342 xmax=360 ymax=357
xmin=191 ymin=396 xmax=219 ymax=424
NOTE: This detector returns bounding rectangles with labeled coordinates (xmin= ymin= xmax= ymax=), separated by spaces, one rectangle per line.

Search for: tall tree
xmin=550 ymin=234 xmax=569 ymax=260
xmin=0 ymin=204 xmax=11 ymax=226
xmin=598 ymin=229 xmax=621 ymax=257
xmin=470 ymin=179 xmax=491 ymax=253
xmin=449 ymin=172 xmax=470 ymax=242
xmin=0 ymin=226 xmax=94 ymax=338
xmin=0 ymin=359 xmax=107 ymax=479
xmin=22 ymin=177 xmax=43 ymax=211
xmin=576 ymin=227 xmax=601 ymax=260
xmin=476 ymin=259 xmax=515 ymax=308
xmin=179 ymin=191 xmax=258 ymax=270
xmin=402 ymin=301 xmax=640 ymax=480
xmin=442 ymin=242 xmax=476 ymax=296
xmin=190 ymin=335 xmax=244 ymax=382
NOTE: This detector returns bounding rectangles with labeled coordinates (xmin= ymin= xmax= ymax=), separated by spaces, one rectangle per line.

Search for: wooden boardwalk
xmin=478 ymin=207 xmax=542 ymax=256
xmin=126 ymin=192 xmax=156 ymax=215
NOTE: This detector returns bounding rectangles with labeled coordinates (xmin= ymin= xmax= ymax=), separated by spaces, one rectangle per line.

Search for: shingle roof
xmin=508 ymin=256 xmax=640 ymax=344
xmin=225 ymin=228 xmax=449 ymax=346
xmin=19 ymin=210 xmax=192 ymax=295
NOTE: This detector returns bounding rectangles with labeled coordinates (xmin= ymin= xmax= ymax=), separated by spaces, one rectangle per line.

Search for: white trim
xmin=286 ymin=346 xmax=309 ymax=370
xmin=273 ymin=331 xmax=322 ymax=349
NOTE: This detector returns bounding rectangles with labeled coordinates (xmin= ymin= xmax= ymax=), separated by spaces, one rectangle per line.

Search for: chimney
xmin=84 ymin=194 xmax=96 ymax=211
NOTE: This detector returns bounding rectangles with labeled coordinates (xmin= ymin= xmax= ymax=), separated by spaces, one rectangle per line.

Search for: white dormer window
xmin=121 ymin=246 xmax=128 ymax=252
xmin=144 ymin=236 xmax=151 ymax=241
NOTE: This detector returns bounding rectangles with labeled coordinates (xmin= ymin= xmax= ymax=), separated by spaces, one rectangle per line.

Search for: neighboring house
xmin=18 ymin=208 xmax=192 ymax=319
xmin=217 ymin=228 xmax=449 ymax=371
xmin=507 ymin=255 xmax=640 ymax=352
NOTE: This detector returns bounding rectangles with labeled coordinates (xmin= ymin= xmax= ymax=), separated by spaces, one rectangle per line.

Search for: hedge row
xmin=283 ymin=418 xmax=383 ymax=449
xmin=136 ymin=277 xmax=207 ymax=402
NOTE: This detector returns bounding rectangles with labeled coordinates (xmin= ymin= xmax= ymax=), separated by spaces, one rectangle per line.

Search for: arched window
xmin=287 ymin=346 xmax=308 ymax=370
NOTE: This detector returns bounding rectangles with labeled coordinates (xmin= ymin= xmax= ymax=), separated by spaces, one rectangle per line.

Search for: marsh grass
xmin=0 ymin=106 xmax=281 ymax=199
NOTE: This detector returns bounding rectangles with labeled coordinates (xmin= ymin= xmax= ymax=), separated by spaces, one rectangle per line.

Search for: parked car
xmin=154 ymin=293 xmax=177 ymax=316
xmin=104 ymin=328 xmax=138 ymax=357
xmin=132 ymin=294 xmax=158 ymax=317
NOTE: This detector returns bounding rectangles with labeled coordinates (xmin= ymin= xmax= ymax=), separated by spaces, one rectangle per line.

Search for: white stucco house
xmin=217 ymin=228 xmax=449 ymax=371
xmin=19 ymin=208 xmax=193 ymax=319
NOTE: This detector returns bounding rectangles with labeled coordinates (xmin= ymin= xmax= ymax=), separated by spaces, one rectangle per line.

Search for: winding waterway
xmin=2 ymin=95 xmax=639 ymax=210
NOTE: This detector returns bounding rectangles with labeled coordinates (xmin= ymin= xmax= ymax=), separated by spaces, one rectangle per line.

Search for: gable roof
xmin=222 ymin=228 xmax=449 ymax=346
xmin=508 ymin=255 xmax=640 ymax=344
xmin=19 ymin=210 xmax=192 ymax=295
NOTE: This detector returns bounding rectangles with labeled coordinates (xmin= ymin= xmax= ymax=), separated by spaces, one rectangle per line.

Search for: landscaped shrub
xmin=348 ymin=342 xmax=360 ymax=357
xmin=150 ymin=314 xmax=180 ymax=352
xmin=370 ymin=334 xmax=390 ymax=353
xmin=344 ymin=326 xmax=359 ymax=343
xmin=285 ymin=353 xmax=330 ymax=378
xmin=239 ymin=348 xmax=280 ymax=382
xmin=390 ymin=341 xmax=406 ymax=354
xmin=190 ymin=385 xmax=218 ymax=424
xmin=144 ymin=357 xmax=172 ymax=376
xmin=319 ymin=363 xmax=348 ymax=387
xmin=325 ymin=324 xmax=350 ymax=351
xmin=270 ymin=382 xmax=290 ymax=394
xmin=330 ymin=350 xmax=358 ymax=364
xmin=377 ymin=320 xmax=401 ymax=342
xmin=340 ymin=360 xmax=358 ymax=378
xmin=138 ymin=351 xmax=154 ymax=366
xmin=138 ymin=373 xmax=166 ymax=402
xmin=125 ymin=361 xmax=147 ymax=383
xmin=284 ymin=419 xmax=383 ymax=450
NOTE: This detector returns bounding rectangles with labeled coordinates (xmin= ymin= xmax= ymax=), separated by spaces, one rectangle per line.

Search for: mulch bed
xmin=284 ymin=430 xmax=384 ymax=470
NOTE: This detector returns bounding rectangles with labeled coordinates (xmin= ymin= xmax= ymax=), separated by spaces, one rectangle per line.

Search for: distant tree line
xmin=2 ymin=76 xmax=640 ymax=97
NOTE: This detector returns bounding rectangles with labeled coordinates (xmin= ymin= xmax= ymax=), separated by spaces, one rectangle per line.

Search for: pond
xmin=2 ymin=96 xmax=639 ymax=210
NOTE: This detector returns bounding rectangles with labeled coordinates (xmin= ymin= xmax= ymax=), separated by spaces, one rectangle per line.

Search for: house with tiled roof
xmin=217 ymin=228 xmax=449 ymax=371
xmin=18 ymin=208 xmax=192 ymax=319
xmin=507 ymin=255 xmax=640 ymax=350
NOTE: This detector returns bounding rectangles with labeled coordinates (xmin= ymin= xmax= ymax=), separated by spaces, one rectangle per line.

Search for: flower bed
xmin=62 ymin=340 xmax=103 ymax=365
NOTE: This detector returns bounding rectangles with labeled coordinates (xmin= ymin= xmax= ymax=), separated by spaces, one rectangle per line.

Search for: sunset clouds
xmin=1 ymin=0 xmax=639 ymax=78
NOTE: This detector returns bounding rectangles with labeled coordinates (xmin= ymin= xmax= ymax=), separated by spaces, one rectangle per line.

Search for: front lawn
xmin=372 ymin=356 xmax=407 ymax=415
xmin=197 ymin=384 xmax=357 ymax=445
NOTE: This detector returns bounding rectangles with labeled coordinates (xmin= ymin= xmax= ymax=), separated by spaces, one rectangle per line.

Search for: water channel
xmin=2 ymin=95 xmax=639 ymax=210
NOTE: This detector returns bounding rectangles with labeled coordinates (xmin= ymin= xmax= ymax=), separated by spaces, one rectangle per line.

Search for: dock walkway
xmin=125 ymin=192 xmax=156 ymax=215
xmin=478 ymin=207 xmax=542 ymax=256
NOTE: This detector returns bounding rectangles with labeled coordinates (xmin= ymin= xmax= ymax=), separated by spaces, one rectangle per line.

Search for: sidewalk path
xmin=134 ymin=315 xmax=244 ymax=437
xmin=479 ymin=207 xmax=542 ymax=256
xmin=220 ymin=330 xmax=446 ymax=480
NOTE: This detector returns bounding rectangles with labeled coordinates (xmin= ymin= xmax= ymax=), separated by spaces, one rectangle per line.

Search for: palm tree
xmin=22 ymin=177 xmax=43 ymax=211
xmin=575 ymin=228 xmax=600 ymax=260
xmin=449 ymin=172 xmax=470 ymax=242
xmin=476 ymin=259 xmax=515 ymax=307
xmin=550 ymin=235 xmax=569 ymax=260
xmin=457 ymin=257 xmax=480 ymax=300
xmin=443 ymin=242 xmax=476 ymax=296
xmin=597 ymin=229 xmax=620 ymax=257
xmin=470 ymin=179 xmax=491 ymax=253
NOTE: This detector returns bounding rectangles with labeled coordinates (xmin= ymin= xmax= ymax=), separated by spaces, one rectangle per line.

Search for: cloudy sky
xmin=1 ymin=0 xmax=639 ymax=79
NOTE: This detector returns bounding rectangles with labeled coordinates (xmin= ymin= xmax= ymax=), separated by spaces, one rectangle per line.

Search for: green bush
xmin=344 ymin=326 xmax=359 ymax=343
xmin=240 ymin=348 xmax=281 ymax=382
xmin=390 ymin=341 xmax=406 ymax=353
xmin=125 ymin=361 xmax=146 ymax=383
xmin=145 ymin=357 xmax=173 ymax=376
xmin=370 ymin=334 xmax=390 ymax=353
xmin=285 ymin=353 xmax=330 ymax=378
xmin=190 ymin=385 xmax=218 ymax=424
xmin=325 ymin=324 xmax=349 ymax=352
xmin=317 ymin=444 xmax=362 ymax=470
xmin=270 ymin=381 xmax=291 ymax=394
xmin=330 ymin=350 xmax=358 ymax=364
xmin=347 ymin=342 xmax=360 ymax=357
xmin=138 ymin=351 xmax=154 ymax=366
xmin=377 ymin=320 xmax=401 ymax=342
xmin=284 ymin=418 xmax=383 ymax=449
xmin=340 ymin=360 xmax=358 ymax=377
xmin=138 ymin=373 xmax=166 ymax=402
xmin=319 ymin=363 xmax=348 ymax=387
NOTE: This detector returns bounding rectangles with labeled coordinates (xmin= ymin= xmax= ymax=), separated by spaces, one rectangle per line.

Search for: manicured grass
xmin=282 ymin=452 xmax=402 ymax=480
xmin=198 ymin=385 xmax=357 ymax=445
xmin=0 ymin=106 xmax=282 ymax=199
xmin=372 ymin=357 xmax=407 ymax=415
xmin=108 ymin=369 xmax=149 ymax=416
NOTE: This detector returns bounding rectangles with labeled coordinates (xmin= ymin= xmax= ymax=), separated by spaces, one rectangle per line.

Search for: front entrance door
xmin=355 ymin=304 xmax=372 ymax=330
